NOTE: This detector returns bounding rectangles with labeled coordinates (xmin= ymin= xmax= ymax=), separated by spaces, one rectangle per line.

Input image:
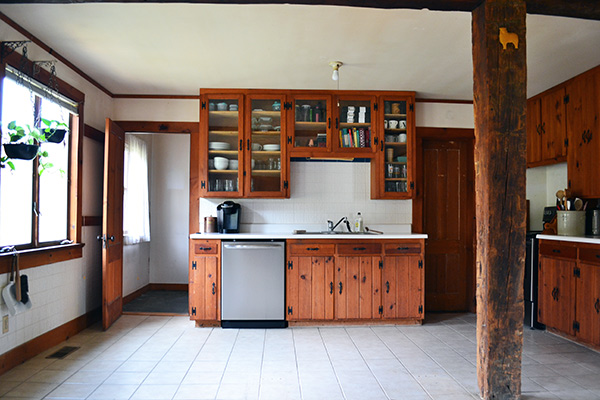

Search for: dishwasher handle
xmin=223 ymin=243 xmax=283 ymax=250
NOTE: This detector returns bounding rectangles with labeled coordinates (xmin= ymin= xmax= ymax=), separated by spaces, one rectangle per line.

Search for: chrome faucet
xmin=327 ymin=216 xmax=352 ymax=233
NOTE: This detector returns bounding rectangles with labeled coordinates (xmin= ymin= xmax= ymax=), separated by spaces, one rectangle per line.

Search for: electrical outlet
xmin=2 ymin=315 xmax=8 ymax=334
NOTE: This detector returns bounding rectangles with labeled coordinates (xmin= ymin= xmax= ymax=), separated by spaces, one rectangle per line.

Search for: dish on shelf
xmin=263 ymin=144 xmax=280 ymax=151
xmin=209 ymin=141 xmax=231 ymax=150
xmin=274 ymin=126 xmax=281 ymax=131
xmin=395 ymin=156 xmax=407 ymax=163
xmin=214 ymin=157 xmax=229 ymax=170
xmin=252 ymin=109 xmax=264 ymax=112
xmin=229 ymin=160 xmax=239 ymax=170
xmin=216 ymin=102 xmax=228 ymax=111
xmin=259 ymin=124 xmax=273 ymax=131
xmin=259 ymin=117 xmax=273 ymax=124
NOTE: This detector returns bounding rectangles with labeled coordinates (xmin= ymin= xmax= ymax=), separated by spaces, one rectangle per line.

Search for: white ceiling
xmin=1 ymin=3 xmax=599 ymax=99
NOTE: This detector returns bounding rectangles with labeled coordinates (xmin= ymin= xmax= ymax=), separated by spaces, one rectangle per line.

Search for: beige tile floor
xmin=1 ymin=314 xmax=600 ymax=399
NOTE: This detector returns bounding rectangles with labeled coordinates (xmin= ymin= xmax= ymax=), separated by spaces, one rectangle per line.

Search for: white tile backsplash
xmin=199 ymin=161 xmax=412 ymax=231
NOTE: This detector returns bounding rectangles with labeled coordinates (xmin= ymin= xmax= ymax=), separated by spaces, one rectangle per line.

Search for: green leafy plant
xmin=5 ymin=120 xmax=45 ymax=144
xmin=1 ymin=120 xmax=62 ymax=174
xmin=39 ymin=118 xmax=68 ymax=143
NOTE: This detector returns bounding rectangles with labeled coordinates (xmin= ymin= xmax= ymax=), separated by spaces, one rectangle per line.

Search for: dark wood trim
xmin=149 ymin=283 xmax=189 ymax=291
xmin=123 ymin=284 xmax=150 ymax=305
xmin=415 ymin=98 xmax=474 ymax=104
xmin=84 ymin=124 xmax=105 ymax=143
xmin=0 ymin=307 xmax=101 ymax=376
xmin=122 ymin=311 xmax=189 ymax=316
xmin=0 ymin=12 xmax=112 ymax=97
xmin=114 ymin=121 xmax=198 ymax=134
xmin=0 ymin=244 xmax=84 ymax=275
xmin=527 ymin=155 xmax=567 ymax=169
xmin=82 ymin=216 xmax=102 ymax=226
xmin=113 ymin=94 xmax=200 ymax=100
xmin=526 ymin=0 xmax=600 ymax=20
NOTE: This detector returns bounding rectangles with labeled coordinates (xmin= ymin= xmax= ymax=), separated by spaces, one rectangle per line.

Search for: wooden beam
xmin=527 ymin=0 xmax=600 ymax=20
xmin=472 ymin=0 xmax=526 ymax=399
xmin=114 ymin=121 xmax=198 ymax=134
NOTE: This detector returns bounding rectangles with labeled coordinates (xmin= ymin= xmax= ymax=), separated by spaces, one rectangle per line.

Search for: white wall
xmin=0 ymin=21 xmax=112 ymax=357
xmin=148 ymin=134 xmax=190 ymax=284
xmin=526 ymin=163 xmax=568 ymax=231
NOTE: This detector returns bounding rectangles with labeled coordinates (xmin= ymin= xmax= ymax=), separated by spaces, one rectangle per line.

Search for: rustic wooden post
xmin=472 ymin=1 xmax=526 ymax=399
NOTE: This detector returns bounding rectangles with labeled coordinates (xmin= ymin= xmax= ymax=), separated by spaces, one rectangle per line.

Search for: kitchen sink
xmin=293 ymin=230 xmax=379 ymax=235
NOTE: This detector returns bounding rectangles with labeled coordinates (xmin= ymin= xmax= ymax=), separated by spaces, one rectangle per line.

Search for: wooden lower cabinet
xmin=286 ymin=239 xmax=424 ymax=323
xmin=538 ymin=239 xmax=600 ymax=347
xmin=189 ymin=240 xmax=220 ymax=321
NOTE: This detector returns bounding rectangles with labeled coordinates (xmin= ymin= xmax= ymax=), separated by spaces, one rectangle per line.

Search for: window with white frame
xmin=0 ymin=68 xmax=77 ymax=248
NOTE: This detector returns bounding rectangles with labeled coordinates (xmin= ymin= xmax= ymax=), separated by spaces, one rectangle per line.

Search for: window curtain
xmin=123 ymin=135 xmax=151 ymax=245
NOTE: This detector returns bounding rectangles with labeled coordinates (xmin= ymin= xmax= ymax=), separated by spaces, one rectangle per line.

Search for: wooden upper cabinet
xmin=333 ymin=94 xmax=378 ymax=156
xmin=527 ymin=86 xmax=567 ymax=168
xmin=567 ymin=67 xmax=600 ymax=198
xmin=288 ymin=94 xmax=333 ymax=156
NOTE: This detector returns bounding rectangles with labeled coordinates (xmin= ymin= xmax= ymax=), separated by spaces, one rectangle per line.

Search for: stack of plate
xmin=263 ymin=144 xmax=280 ymax=151
xmin=209 ymin=142 xmax=231 ymax=150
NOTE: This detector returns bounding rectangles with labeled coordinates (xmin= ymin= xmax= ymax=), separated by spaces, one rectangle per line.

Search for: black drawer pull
xmin=212 ymin=282 xmax=216 ymax=295
xmin=198 ymin=247 xmax=212 ymax=251
xmin=396 ymin=247 xmax=409 ymax=250
xmin=339 ymin=282 xmax=343 ymax=295
xmin=552 ymin=249 xmax=561 ymax=253
xmin=385 ymin=281 xmax=390 ymax=294
xmin=330 ymin=282 xmax=333 ymax=295
xmin=595 ymin=299 xmax=600 ymax=314
xmin=306 ymin=247 xmax=320 ymax=251
xmin=353 ymin=247 xmax=367 ymax=251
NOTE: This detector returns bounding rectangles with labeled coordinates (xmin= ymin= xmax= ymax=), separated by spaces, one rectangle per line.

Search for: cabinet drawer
xmin=539 ymin=241 xmax=577 ymax=259
xmin=288 ymin=244 xmax=335 ymax=256
xmin=193 ymin=240 xmax=219 ymax=255
xmin=579 ymin=247 xmax=600 ymax=265
xmin=337 ymin=243 xmax=382 ymax=255
xmin=384 ymin=242 xmax=421 ymax=255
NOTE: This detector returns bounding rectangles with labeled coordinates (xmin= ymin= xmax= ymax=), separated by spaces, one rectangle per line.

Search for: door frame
xmin=101 ymin=121 xmax=198 ymax=329
xmin=412 ymin=127 xmax=476 ymax=312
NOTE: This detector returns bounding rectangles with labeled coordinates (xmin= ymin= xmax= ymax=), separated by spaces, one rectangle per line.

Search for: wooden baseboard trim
xmin=288 ymin=318 xmax=423 ymax=327
xmin=123 ymin=311 xmax=188 ymax=317
xmin=123 ymin=284 xmax=150 ymax=305
xmin=149 ymin=283 xmax=188 ymax=291
xmin=0 ymin=307 xmax=101 ymax=376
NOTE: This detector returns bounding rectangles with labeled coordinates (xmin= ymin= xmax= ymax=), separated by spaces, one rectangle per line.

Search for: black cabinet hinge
xmin=243 ymin=171 xmax=247 ymax=177
xmin=564 ymin=94 xmax=570 ymax=104
xmin=564 ymin=138 xmax=569 ymax=147
xmin=379 ymin=260 xmax=383 ymax=269
xmin=409 ymin=103 xmax=414 ymax=112
xmin=287 ymin=136 xmax=292 ymax=144
xmin=379 ymin=305 xmax=383 ymax=314
xmin=287 ymin=260 xmax=293 ymax=270
xmin=573 ymin=320 xmax=580 ymax=332
xmin=192 ymin=261 xmax=197 ymax=270
xmin=574 ymin=267 xmax=581 ymax=278
xmin=201 ymin=101 xmax=206 ymax=110
xmin=418 ymin=260 xmax=423 ymax=269
xmin=374 ymin=103 xmax=378 ymax=111
xmin=410 ymin=182 xmax=414 ymax=190
xmin=201 ymin=181 xmax=206 ymax=189
xmin=284 ymin=181 xmax=288 ymax=189
xmin=418 ymin=305 xmax=423 ymax=314
xmin=191 ymin=307 xmax=197 ymax=316
xmin=287 ymin=306 xmax=293 ymax=315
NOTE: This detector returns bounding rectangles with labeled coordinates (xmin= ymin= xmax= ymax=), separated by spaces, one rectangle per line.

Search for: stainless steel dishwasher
xmin=221 ymin=240 xmax=286 ymax=328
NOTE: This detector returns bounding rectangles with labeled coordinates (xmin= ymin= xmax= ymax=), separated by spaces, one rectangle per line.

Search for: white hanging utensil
xmin=1 ymin=250 xmax=32 ymax=316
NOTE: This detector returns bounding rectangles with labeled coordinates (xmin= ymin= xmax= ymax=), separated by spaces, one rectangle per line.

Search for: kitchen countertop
xmin=190 ymin=232 xmax=428 ymax=240
xmin=537 ymin=234 xmax=600 ymax=245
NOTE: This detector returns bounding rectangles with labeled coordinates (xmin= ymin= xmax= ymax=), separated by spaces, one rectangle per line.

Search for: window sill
xmin=0 ymin=243 xmax=84 ymax=275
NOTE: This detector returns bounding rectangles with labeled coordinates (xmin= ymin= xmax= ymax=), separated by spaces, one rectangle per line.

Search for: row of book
xmin=339 ymin=127 xmax=371 ymax=148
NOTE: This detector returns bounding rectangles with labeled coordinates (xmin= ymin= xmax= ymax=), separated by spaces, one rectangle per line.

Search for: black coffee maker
xmin=217 ymin=201 xmax=241 ymax=233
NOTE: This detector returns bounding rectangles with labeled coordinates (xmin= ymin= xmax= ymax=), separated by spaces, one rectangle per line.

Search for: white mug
xmin=252 ymin=143 xmax=263 ymax=151
xmin=399 ymin=133 xmax=407 ymax=143
xmin=388 ymin=120 xmax=398 ymax=129
xmin=399 ymin=120 xmax=407 ymax=129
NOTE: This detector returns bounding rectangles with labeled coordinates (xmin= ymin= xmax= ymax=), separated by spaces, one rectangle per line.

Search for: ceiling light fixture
xmin=329 ymin=61 xmax=343 ymax=81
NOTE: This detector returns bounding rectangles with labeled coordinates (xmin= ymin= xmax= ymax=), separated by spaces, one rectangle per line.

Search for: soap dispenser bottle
xmin=354 ymin=212 xmax=364 ymax=233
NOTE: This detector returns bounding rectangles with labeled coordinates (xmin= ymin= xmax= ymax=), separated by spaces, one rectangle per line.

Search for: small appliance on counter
xmin=217 ymin=201 xmax=241 ymax=233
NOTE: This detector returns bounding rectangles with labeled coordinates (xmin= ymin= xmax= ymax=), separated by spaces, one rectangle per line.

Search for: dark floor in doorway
xmin=123 ymin=290 xmax=188 ymax=314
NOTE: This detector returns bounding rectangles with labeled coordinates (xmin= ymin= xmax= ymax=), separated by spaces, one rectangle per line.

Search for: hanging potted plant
xmin=2 ymin=121 xmax=44 ymax=162
xmin=38 ymin=118 xmax=68 ymax=144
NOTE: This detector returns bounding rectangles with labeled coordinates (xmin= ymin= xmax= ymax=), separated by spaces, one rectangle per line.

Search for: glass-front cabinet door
xmin=334 ymin=95 xmax=377 ymax=154
xmin=200 ymin=94 xmax=243 ymax=197
xmin=245 ymin=95 xmax=288 ymax=197
xmin=289 ymin=94 xmax=332 ymax=155
xmin=373 ymin=96 xmax=415 ymax=199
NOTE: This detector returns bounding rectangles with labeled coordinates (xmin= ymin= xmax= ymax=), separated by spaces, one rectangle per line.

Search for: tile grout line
xmin=317 ymin=327 xmax=348 ymax=400
xmin=213 ymin=329 xmax=240 ymax=400
xmin=290 ymin=328 xmax=303 ymax=400
xmin=256 ymin=329 xmax=267 ymax=400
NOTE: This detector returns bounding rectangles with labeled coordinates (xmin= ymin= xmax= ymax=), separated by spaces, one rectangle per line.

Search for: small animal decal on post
xmin=499 ymin=27 xmax=519 ymax=50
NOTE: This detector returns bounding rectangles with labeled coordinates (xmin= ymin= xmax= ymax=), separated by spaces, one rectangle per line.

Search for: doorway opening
xmin=121 ymin=132 xmax=191 ymax=316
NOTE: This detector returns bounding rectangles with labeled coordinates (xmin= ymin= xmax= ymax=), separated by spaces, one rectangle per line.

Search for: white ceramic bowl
xmin=229 ymin=160 xmax=239 ymax=170
xmin=263 ymin=144 xmax=280 ymax=151
xmin=259 ymin=124 xmax=272 ymax=131
xmin=259 ymin=117 xmax=273 ymax=123
xmin=216 ymin=102 xmax=227 ymax=111
xmin=209 ymin=142 xmax=231 ymax=150
xmin=214 ymin=157 xmax=229 ymax=170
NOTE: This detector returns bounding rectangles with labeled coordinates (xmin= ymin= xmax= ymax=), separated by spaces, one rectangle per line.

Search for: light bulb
xmin=332 ymin=69 xmax=339 ymax=81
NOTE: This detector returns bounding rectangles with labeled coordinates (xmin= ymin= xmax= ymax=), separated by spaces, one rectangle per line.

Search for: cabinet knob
xmin=338 ymin=282 xmax=343 ymax=295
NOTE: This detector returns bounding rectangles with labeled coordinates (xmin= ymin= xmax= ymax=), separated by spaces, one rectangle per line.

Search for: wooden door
xmin=566 ymin=69 xmax=600 ymax=198
xmin=189 ymin=240 xmax=219 ymax=321
xmin=286 ymin=256 xmax=334 ymax=321
xmin=527 ymin=97 xmax=542 ymax=165
xmin=576 ymin=246 xmax=600 ymax=346
xmin=382 ymin=255 xmax=423 ymax=319
xmin=101 ymin=119 xmax=125 ymax=330
xmin=538 ymin=256 xmax=576 ymax=335
xmin=540 ymin=87 xmax=567 ymax=161
xmin=335 ymin=256 xmax=381 ymax=320
xmin=422 ymin=138 xmax=474 ymax=311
